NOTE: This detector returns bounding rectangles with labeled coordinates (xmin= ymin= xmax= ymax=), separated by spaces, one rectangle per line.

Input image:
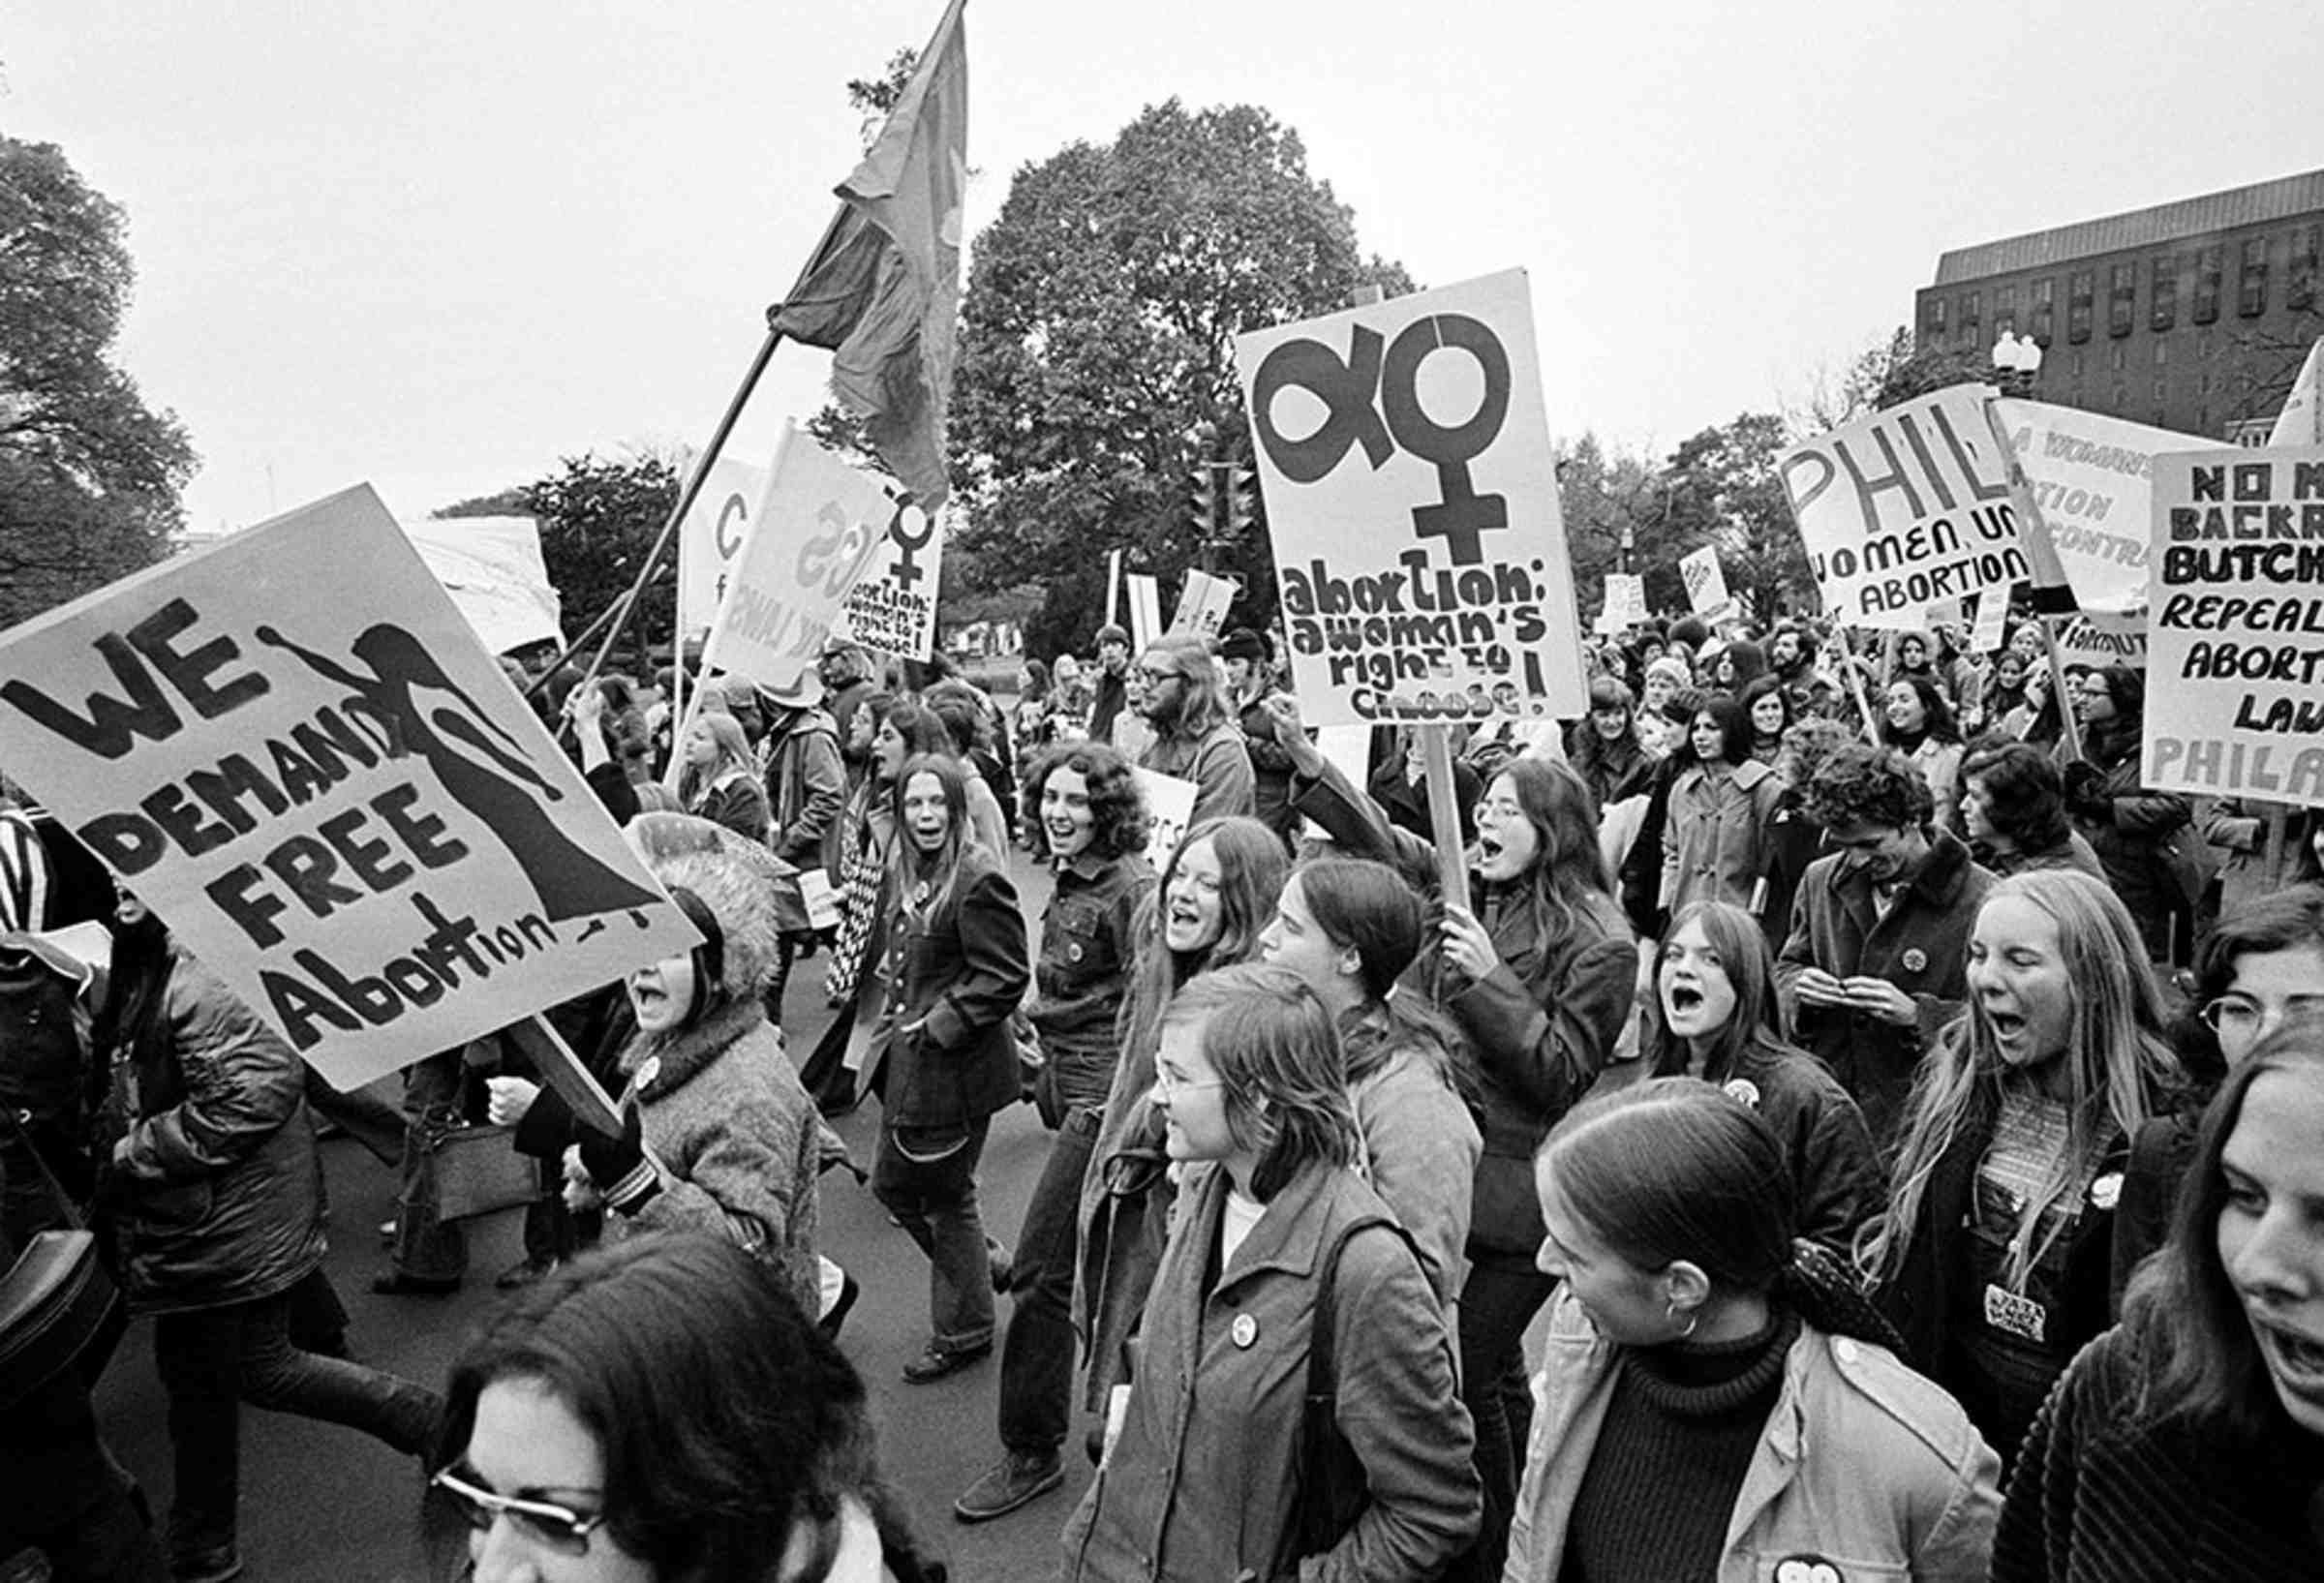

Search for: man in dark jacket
xmin=759 ymin=674 xmax=847 ymax=1014
xmin=1775 ymin=743 xmax=1995 ymax=1153
xmin=1218 ymin=626 xmax=1300 ymax=848
xmin=1084 ymin=624 xmax=1133 ymax=746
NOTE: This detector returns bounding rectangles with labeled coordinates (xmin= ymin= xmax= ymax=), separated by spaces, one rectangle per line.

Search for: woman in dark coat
xmin=2063 ymin=665 xmax=2195 ymax=963
xmin=869 ymin=754 xmax=1031 ymax=1384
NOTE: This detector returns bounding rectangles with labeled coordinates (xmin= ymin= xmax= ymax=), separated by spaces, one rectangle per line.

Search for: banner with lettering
xmin=2144 ymin=446 xmax=2324 ymax=807
xmin=1166 ymin=568 xmax=1241 ymax=642
xmin=676 ymin=454 xmax=771 ymax=642
xmin=0 ymin=486 xmax=700 ymax=1089
xmin=1991 ymin=401 xmax=2213 ymax=617
xmin=1595 ymin=572 xmax=1645 ymax=636
xmin=699 ymin=424 xmax=895 ymax=692
xmin=1780 ymin=383 xmax=2032 ymax=629
xmin=835 ymin=498 xmax=944 ymax=659
xmin=1134 ymin=768 xmax=1199 ymax=871
xmin=400 ymin=515 xmax=562 ymax=656
xmin=1233 ymin=269 xmax=1587 ymax=729
xmin=1679 ymin=545 xmax=1735 ymax=623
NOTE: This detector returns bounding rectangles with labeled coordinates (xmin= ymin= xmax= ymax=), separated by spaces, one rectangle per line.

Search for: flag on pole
xmin=772 ymin=0 xmax=968 ymax=512
xmin=2269 ymin=337 xmax=2323 ymax=447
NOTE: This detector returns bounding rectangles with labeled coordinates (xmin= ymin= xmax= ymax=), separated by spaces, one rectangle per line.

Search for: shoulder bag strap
xmin=1297 ymin=1209 xmax=1423 ymax=1560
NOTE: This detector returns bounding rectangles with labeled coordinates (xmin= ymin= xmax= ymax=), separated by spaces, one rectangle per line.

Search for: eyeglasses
xmin=431 ymin=1465 xmax=607 ymax=1555
xmin=1151 ymin=1068 xmax=1226 ymax=1101
xmin=2202 ymin=992 xmax=2324 ymax=1044
xmin=1137 ymin=668 xmax=1182 ymax=686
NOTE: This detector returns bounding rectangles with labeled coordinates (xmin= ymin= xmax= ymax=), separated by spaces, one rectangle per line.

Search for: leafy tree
xmin=1555 ymin=434 xmax=1664 ymax=620
xmin=949 ymin=100 xmax=1413 ymax=656
xmin=1801 ymin=325 xmax=1996 ymax=430
xmin=0 ymin=137 xmax=195 ymax=626
xmin=1656 ymin=412 xmax=1809 ymax=623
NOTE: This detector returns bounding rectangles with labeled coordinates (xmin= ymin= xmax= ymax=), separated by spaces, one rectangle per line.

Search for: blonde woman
xmin=676 ymin=710 xmax=770 ymax=843
xmin=1861 ymin=868 xmax=2181 ymax=1465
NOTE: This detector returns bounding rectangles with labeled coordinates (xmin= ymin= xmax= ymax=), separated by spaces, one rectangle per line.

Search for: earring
xmin=1665 ymin=1295 xmax=1698 ymax=1340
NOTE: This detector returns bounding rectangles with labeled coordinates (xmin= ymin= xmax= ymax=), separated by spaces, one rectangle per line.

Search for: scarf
xmin=822 ymin=806 xmax=888 ymax=1008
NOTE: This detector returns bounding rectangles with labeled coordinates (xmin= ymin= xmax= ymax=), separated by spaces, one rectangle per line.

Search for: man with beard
xmin=1775 ymin=742 xmax=1994 ymax=1150
xmin=1217 ymin=627 xmax=1298 ymax=848
xmin=1769 ymin=623 xmax=1839 ymax=719
xmin=1133 ymin=633 xmax=1254 ymax=824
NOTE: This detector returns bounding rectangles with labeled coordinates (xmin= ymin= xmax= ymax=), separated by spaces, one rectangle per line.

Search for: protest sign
xmin=2143 ymin=446 xmax=2324 ymax=807
xmin=1678 ymin=546 xmax=1735 ymax=623
xmin=835 ymin=497 xmax=943 ymax=659
xmin=0 ymin=485 xmax=701 ymax=1090
xmin=1134 ymin=768 xmax=1199 ymax=872
xmin=699 ymin=425 xmax=895 ymax=694
xmin=676 ymin=454 xmax=770 ymax=642
xmin=1234 ymin=268 xmax=1587 ymax=728
xmin=1167 ymin=568 xmax=1241 ymax=642
xmin=1595 ymin=573 xmax=1645 ymax=636
xmin=401 ymin=516 xmax=562 ymax=656
xmin=1780 ymin=383 xmax=2032 ymax=629
xmin=1992 ymin=401 xmax=2211 ymax=617
xmin=2052 ymin=610 xmax=2147 ymax=670
xmin=1126 ymin=574 xmax=1161 ymax=654
xmin=1970 ymin=589 xmax=2010 ymax=655
xmin=2272 ymin=340 xmax=2323 ymax=447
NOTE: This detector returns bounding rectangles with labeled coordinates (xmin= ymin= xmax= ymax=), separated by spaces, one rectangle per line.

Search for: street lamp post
xmin=1991 ymin=331 xmax=2044 ymax=399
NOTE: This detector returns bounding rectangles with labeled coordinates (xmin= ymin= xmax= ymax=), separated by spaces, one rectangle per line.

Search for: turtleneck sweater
xmin=1560 ymin=1306 xmax=1801 ymax=1583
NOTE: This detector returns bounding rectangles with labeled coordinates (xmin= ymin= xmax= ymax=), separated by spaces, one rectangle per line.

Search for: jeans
xmin=996 ymin=1105 xmax=1098 ymax=1455
xmin=1443 ymin=1253 xmax=1556 ymax=1583
xmin=152 ymin=1291 xmax=442 ymax=1565
xmin=390 ymin=1050 xmax=469 ymax=1282
xmin=872 ymin=1116 xmax=995 ymax=1353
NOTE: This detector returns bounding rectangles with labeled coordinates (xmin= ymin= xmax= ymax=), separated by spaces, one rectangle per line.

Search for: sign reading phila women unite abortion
xmin=0 ymin=486 xmax=700 ymax=1089
xmin=2144 ymin=446 xmax=2324 ymax=807
xmin=1781 ymin=383 xmax=2033 ymax=629
xmin=1233 ymin=270 xmax=1587 ymax=728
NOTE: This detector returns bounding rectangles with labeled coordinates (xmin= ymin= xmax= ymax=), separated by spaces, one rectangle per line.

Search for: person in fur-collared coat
xmin=564 ymin=831 xmax=825 ymax=1320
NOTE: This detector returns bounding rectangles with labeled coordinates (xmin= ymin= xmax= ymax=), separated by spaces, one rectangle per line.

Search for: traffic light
xmin=1228 ymin=466 xmax=1256 ymax=536
xmin=1188 ymin=464 xmax=1221 ymax=537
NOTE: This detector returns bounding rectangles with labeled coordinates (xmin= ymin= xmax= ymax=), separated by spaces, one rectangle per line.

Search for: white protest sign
xmin=677 ymin=454 xmax=770 ymax=641
xmin=836 ymin=499 xmax=944 ymax=659
xmin=1594 ymin=572 xmax=1645 ymax=636
xmin=1971 ymin=589 xmax=2010 ymax=655
xmin=1678 ymin=546 xmax=1734 ymax=623
xmin=2271 ymin=340 xmax=2323 ymax=447
xmin=700 ymin=425 xmax=894 ymax=693
xmin=1126 ymin=575 xmax=1161 ymax=655
xmin=2143 ymin=446 xmax=2324 ymax=807
xmin=1134 ymin=767 xmax=1200 ymax=872
xmin=400 ymin=516 xmax=562 ymax=656
xmin=1235 ymin=268 xmax=1587 ymax=728
xmin=1780 ymin=383 xmax=2032 ymax=629
xmin=2052 ymin=611 xmax=2147 ymax=671
xmin=0 ymin=485 xmax=700 ymax=1090
xmin=1312 ymin=724 xmax=1373 ymax=794
xmin=1167 ymin=568 xmax=1241 ymax=641
xmin=1991 ymin=401 xmax=2211 ymax=617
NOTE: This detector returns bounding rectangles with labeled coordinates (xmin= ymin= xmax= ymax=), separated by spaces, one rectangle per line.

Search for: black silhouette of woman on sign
xmin=256 ymin=623 xmax=657 ymax=937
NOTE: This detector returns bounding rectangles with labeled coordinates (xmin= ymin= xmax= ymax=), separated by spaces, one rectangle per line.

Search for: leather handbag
xmin=0 ymin=1111 xmax=121 ymax=1411
xmin=1290 ymin=1214 xmax=1423 ymax=1564
xmin=426 ymin=1122 xmax=541 ymax=1222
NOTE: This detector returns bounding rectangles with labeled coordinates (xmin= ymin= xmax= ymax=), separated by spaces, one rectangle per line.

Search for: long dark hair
xmin=2121 ymin=1012 xmax=2324 ymax=1445
xmin=1482 ymin=757 xmax=1613 ymax=943
xmin=1881 ymin=673 xmax=1961 ymax=749
xmin=1643 ymin=900 xmax=1789 ymax=1082
xmin=1674 ymin=695 xmax=1753 ymax=770
xmin=1021 ymin=741 xmax=1150 ymax=864
xmin=430 ymin=1234 xmax=938 ymax=1583
xmin=888 ymin=753 xmax=972 ymax=922
xmin=1960 ymin=739 xmax=2069 ymax=853
xmin=1116 ymin=816 xmax=1289 ymax=1085
xmin=1289 ymin=858 xmax=1474 ymax=1098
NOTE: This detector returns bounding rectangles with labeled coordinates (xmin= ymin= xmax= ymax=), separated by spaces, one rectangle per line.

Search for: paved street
xmin=92 ymin=852 xmax=1090 ymax=1582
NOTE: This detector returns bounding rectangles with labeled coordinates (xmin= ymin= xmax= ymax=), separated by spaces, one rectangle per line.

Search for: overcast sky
xmin=9 ymin=0 xmax=2319 ymax=535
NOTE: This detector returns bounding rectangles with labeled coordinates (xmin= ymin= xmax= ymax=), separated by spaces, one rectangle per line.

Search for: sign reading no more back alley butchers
xmin=0 ymin=485 xmax=701 ymax=1089
xmin=1233 ymin=269 xmax=1588 ymax=730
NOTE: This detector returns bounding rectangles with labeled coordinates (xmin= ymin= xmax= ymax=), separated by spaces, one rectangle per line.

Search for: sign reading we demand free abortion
xmin=0 ymin=486 xmax=700 ymax=1089
xmin=2144 ymin=446 xmax=2324 ymax=807
xmin=1233 ymin=270 xmax=1588 ymax=729
xmin=1780 ymin=383 xmax=2034 ymax=629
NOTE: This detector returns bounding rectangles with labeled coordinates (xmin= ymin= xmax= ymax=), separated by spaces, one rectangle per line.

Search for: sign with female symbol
xmin=1233 ymin=270 xmax=1586 ymax=730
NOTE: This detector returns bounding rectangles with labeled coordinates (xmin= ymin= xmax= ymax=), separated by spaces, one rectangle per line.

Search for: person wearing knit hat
xmin=560 ymin=819 xmax=827 ymax=1323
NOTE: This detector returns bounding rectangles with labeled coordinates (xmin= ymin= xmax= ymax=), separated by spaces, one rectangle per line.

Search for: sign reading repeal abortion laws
xmin=699 ymin=424 xmax=895 ymax=693
xmin=2145 ymin=446 xmax=2324 ymax=807
xmin=1780 ymin=383 xmax=2032 ymax=629
xmin=0 ymin=486 xmax=701 ymax=1090
xmin=835 ymin=496 xmax=944 ymax=660
xmin=1233 ymin=270 xmax=1587 ymax=728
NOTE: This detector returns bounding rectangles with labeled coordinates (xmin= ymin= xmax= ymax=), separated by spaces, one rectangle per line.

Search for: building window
xmin=2151 ymin=255 xmax=2177 ymax=330
xmin=1960 ymin=290 xmax=1981 ymax=341
xmin=2154 ymin=379 xmax=2167 ymax=401
xmin=2071 ymin=350 xmax=2086 ymax=378
xmin=1995 ymin=283 xmax=2018 ymax=337
xmin=2195 ymin=247 xmax=2222 ymax=323
xmin=1924 ymin=294 xmax=1947 ymax=340
xmin=2240 ymin=235 xmax=2270 ymax=318
xmin=2109 ymin=262 xmax=2136 ymax=337
xmin=2155 ymin=341 xmax=2168 ymax=365
xmin=2068 ymin=269 xmax=2095 ymax=343
xmin=2292 ymin=227 xmax=2319 ymax=310
xmin=2032 ymin=277 xmax=2056 ymax=345
xmin=2109 ymin=344 xmax=2125 ymax=372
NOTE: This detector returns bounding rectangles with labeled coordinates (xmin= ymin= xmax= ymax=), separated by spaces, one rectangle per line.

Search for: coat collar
xmin=619 ymin=993 xmax=764 ymax=1098
xmin=1184 ymin=1158 xmax=1364 ymax=1289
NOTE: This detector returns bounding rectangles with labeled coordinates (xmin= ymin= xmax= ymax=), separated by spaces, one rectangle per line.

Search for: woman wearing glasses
xmin=2110 ymin=884 xmax=2324 ymax=1310
xmin=1860 ymin=869 xmax=2181 ymax=1466
xmin=1993 ymin=1012 xmax=2324 ymax=1581
xmin=1060 ymin=965 xmax=1479 ymax=1582
xmin=430 ymin=1233 xmax=941 ymax=1583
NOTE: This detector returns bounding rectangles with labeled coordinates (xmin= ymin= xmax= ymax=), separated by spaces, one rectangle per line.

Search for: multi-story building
xmin=1916 ymin=168 xmax=2324 ymax=441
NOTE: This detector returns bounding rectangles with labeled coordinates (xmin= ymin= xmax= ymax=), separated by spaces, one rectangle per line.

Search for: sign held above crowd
xmin=0 ymin=485 xmax=701 ymax=1092
xmin=1233 ymin=268 xmax=1587 ymax=729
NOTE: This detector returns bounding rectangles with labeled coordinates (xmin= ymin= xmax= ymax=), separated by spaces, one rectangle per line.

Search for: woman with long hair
xmin=1060 ymin=966 xmax=1480 ymax=1582
xmin=1660 ymin=694 xmax=1786 ymax=918
xmin=1639 ymin=900 xmax=1882 ymax=1253
xmin=2063 ymin=664 xmax=2198 ymax=963
xmin=428 ymin=1233 xmax=941 ymax=1582
xmin=675 ymin=709 xmax=770 ymax=843
xmin=1506 ymin=1080 xmax=2000 ymax=1583
xmin=1861 ymin=869 xmax=2181 ymax=1464
xmin=867 ymin=753 xmax=1030 ymax=1384
xmin=1012 ymin=655 xmax=1051 ymax=758
xmin=1959 ymin=740 xmax=2106 ymax=880
xmin=1258 ymin=857 xmax=1482 ymax=1301
xmin=1738 ymin=673 xmax=1793 ymax=766
xmin=1882 ymin=674 xmax=1966 ymax=837
xmin=1994 ymin=1013 xmax=2324 ymax=1580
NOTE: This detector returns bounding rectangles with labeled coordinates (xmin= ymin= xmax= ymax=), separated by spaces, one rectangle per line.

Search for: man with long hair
xmin=1133 ymin=634 xmax=1256 ymax=825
